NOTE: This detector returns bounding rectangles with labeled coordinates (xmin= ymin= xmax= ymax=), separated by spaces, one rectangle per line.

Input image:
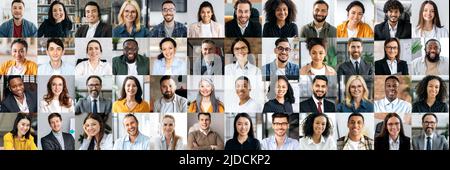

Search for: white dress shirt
xmin=225 ymin=61 xmax=262 ymax=76
xmin=389 ymin=22 xmax=398 ymax=38
xmin=75 ymin=60 xmax=113 ymax=76
xmin=389 ymin=136 xmax=400 ymax=150
xmin=39 ymin=99 xmax=75 ymax=113
xmin=374 ymin=97 xmax=411 ymax=113
xmin=299 ymin=136 xmax=337 ymax=150
xmin=386 ymin=59 xmax=397 ymax=75
xmin=86 ymin=21 xmax=100 ymax=38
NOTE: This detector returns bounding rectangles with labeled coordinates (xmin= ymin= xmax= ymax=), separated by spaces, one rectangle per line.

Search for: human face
xmin=125 ymin=79 xmax=138 ymax=97
xmin=233 ymin=41 xmax=249 ymax=61
xmin=87 ymin=42 xmax=101 ymax=61
xmin=17 ymin=118 xmax=30 ymax=136
xmin=236 ymin=117 xmax=250 ymax=137
xmin=51 ymin=77 xmax=64 ymax=97
xmin=235 ymin=79 xmax=250 ymax=100
xmin=123 ymin=41 xmax=138 ymax=62
xmin=84 ymin=118 xmax=100 ymax=137
xmin=275 ymin=78 xmax=288 ymax=99
xmin=85 ymin=5 xmax=99 ymax=24
xmin=387 ymin=116 xmax=401 ymax=138
xmin=275 ymin=3 xmax=288 ymax=22
xmin=161 ymin=41 xmax=176 ymax=61
xmin=348 ymin=41 xmax=362 ymax=60
xmin=11 ymin=43 xmax=26 ymax=62
xmin=87 ymin=77 xmax=102 ymax=98
xmin=198 ymin=114 xmax=211 ymax=130
xmin=162 ymin=3 xmax=175 ymax=22
xmin=160 ymin=79 xmax=176 ymax=99
xmin=272 ymin=117 xmax=288 ymax=137
xmin=124 ymin=116 xmax=138 ymax=137
xmin=349 ymin=79 xmax=364 ymax=100
xmin=313 ymin=3 xmax=328 ymax=22
xmin=313 ymin=116 xmax=327 ymax=136
xmin=199 ymin=80 xmax=213 ymax=97
xmin=310 ymin=45 xmax=326 ymax=65
xmin=347 ymin=6 xmax=363 ymax=25
xmin=425 ymin=41 xmax=441 ymax=62
xmin=52 ymin=4 xmax=65 ymax=23
xmin=123 ymin=4 xmax=137 ymax=24
xmin=200 ymin=6 xmax=213 ymax=23
xmin=347 ymin=115 xmax=364 ymax=137
xmin=422 ymin=4 xmax=435 ymax=22
xmin=384 ymin=78 xmax=399 ymax=101
xmin=201 ymin=42 xmax=215 ymax=57
xmin=9 ymin=77 xmax=25 ymax=98
xmin=49 ymin=116 xmax=62 ymax=132
xmin=387 ymin=9 xmax=400 ymax=24
xmin=12 ymin=2 xmax=24 ymax=20
xmin=47 ymin=42 xmax=64 ymax=63
xmin=422 ymin=115 xmax=437 ymax=135
xmin=385 ymin=41 xmax=398 ymax=60
xmin=274 ymin=41 xmax=291 ymax=63
xmin=162 ymin=117 xmax=175 ymax=135
xmin=312 ymin=79 xmax=327 ymax=100
xmin=427 ymin=79 xmax=440 ymax=100
xmin=236 ymin=3 xmax=251 ymax=25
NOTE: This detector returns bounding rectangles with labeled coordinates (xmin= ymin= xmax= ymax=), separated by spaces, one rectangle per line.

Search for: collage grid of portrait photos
xmin=0 ymin=0 xmax=448 ymax=151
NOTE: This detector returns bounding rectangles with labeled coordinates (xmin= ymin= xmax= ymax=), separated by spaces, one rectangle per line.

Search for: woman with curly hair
xmin=412 ymin=75 xmax=448 ymax=112
xmin=299 ymin=113 xmax=336 ymax=150
xmin=263 ymin=76 xmax=295 ymax=113
xmin=262 ymin=0 xmax=298 ymax=37
xmin=39 ymin=75 xmax=74 ymax=113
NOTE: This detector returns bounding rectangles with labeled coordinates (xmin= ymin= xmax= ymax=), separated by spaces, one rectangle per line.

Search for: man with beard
xmin=233 ymin=76 xmax=262 ymax=112
xmin=114 ymin=114 xmax=151 ymax=150
xmin=153 ymin=76 xmax=187 ymax=113
xmin=192 ymin=39 xmax=223 ymax=75
xmin=412 ymin=39 xmax=449 ymax=75
xmin=112 ymin=39 xmax=149 ymax=75
xmin=41 ymin=113 xmax=75 ymax=150
xmin=38 ymin=38 xmax=75 ymax=75
xmin=412 ymin=113 xmax=448 ymax=150
xmin=337 ymin=38 xmax=373 ymax=75
xmin=261 ymin=113 xmax=299 ymax=150
xmin=299 ymin=0 xmax=336 ymax=38
xmin=0 ymin=0 xmax=37 ymax=37
xmin=374 ymin=0 xmax=411 ymax=40
xmin=374 ymin=75 xmax=411 ymax=113
xmin=300 ymin=75 xmax=335 ymax=113
xmin=225 ymin=0 xmax=261 ymax=37
xmin=337 ymin=112 xmax=373 ymax=150
xmin=0 ymin=76 xmax=37 ymax=113
xmin=150 ymin=0 xmax=187 ymax=37
xmin=187 ymin=113 xmax=224 ymax=150
xmin=261 ymin=38 xmax=299 ymax=78
xmin=75 ymin=75 xmax=112 ymax=126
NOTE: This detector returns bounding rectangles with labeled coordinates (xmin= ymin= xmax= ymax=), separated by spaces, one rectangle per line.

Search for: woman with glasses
xmin=112 ymin=0 xmax=150 ymax=37
xmin=224 ymin=38 xmax=261 ymax=76
xmin=375 ymin=38 xmax=408 ymax=75
xmin=337 ymin=75 xmax=373 ymax=112
xmin=300 ymin=38 xmax=336 ymax=75
xmin=375 ymin=113 xmax=410 ymax=150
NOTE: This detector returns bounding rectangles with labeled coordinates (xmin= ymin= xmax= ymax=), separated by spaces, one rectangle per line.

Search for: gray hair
xmin=196 ymin=77 xmax=220 ymax=112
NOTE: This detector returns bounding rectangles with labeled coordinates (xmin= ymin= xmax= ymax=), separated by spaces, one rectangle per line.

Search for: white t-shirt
xmin=310 ymin=66 xmax=326 ymax=75
xmin=276 ymin=68 xmax=286 ymax=75
xmin=347 ymin=140 xmax=360 ymax=150
xmin=127 ymin=62 xmax=138 ymax=75
xmin=347 ymin=28 xmax=357 ymax=37
xmin=201 ymin=23 xmax=213 ymax=37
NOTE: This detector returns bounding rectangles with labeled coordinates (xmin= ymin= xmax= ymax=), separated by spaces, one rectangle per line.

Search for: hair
xmin=306 ymin=38 xmax=326 ymax=51
xmin=195 ymin=77 xmax=221 ymax=112
xmin=159 ymin=75 xmax=173 ymax=85
xmin=346 ymin=0 xmax=365 ymax=14
xmin=383 ymin=0 xmax=404 ymax=14
xmin=415 ymin=75 xmax=447 ymax=102
xmin=275 ymin=37 xmax=289 ymax=47
xmin=118 ymin=0 xmax=141 ymax=32
xmin=48 ymin=0 xmax=70 ymax=24
xmin=11 ymin=0 xmax=24 ymax=7
xmin=383 ymin=38 xmax=401 ymax=62
xmin=231 ymin=37 xmax=252 ymax=55
xmin=197 ymin=1 xmax=217 ymax=22
xmin=301 ymin=113 xmax=332 ymax=138
xmin=235 ymin=76 xmax=251 ymax=88
xmin=385 ymin=75 xmax=400 ymax=84
xmin=347 ymin=37 xmax=362 ymax=46
xmin=264 ymin=0 xmax=297 ymax=23
xmin=162 ymin=114 xmax=180 ymax=150
xmin=273 ymin=76 xmax=295 ymax=103
xmin=119 ymin=76 xmax=143 ymax=103
xmin=86 ymin=75 xmax=102 ymax=85
xmin=46 ymin=38 xmax=65 ymax=50
xmin=272 ymin=113 xmax=289 ymax=122
xmin=7 ymin=75 xmax=22 ymax=86
xmin=86 ymin=39 xmax=103 ymax=54
xmin=124 ymin=113 xmax=139 ymax=124
xmin=202 ymin=39 xmax=216 ymax=46
xmin=232 ymin=113 xmax=255 ymax=139
xmin=82 ymin=113 xmax=106 ymax=150
xmin=11 ymin=39 xmax=28 ymax=51
xmin=197 ymin=112 xmax=211 ymax=120
xmin=84 ymin=1 xmax=101 ymax=18
xmin=313 ymin=0 xmax=329 ymax=9
xmin=234 ymin=0 xmax=252 ymax=10
xmin=347 ymin=112 xmax=365 ymax=123
xmin=44 ymin=75 xmax=72 ymax=108
xmin=47 ymin=113 xmax=62 ymax=124
xmin=313 ymin=75 xmax=328 ymax=85
xmin=123 ymin=38 xmax=139 ymax=47
xmin=378 ymin=113 xmax=406 ymax=138
xmin=417 ymin=1 xmax=443 ymax=29
xmin=157 ymin=37 xmax=177 ymax=60
xmin=162 ymin=0 xmax=176 ymax=8
xmin=344 ymin=76 xmax=370 ymax=108
xmin=10 ymin=113 xmax=32 ymax=139
xmin=422 ymin=113 xmax=438 ymax=123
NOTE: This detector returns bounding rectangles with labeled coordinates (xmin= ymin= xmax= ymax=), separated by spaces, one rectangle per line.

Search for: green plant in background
xmin=112 ymin=37 xmax=120 ymax=50
xmin=326 ymin=45 xmax=338 ymax=67
xmin=411 ymin=39 xmax=423 ymax=55
xmin=362 ymin=52 xmax=374 ymax=65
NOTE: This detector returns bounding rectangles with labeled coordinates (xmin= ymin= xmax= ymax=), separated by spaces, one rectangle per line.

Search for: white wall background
xmin=335 ymin=112 xmax=375 ymax=139
xmin=334 ymin=0 xmax=375 ymax=28
xmin=37 ymin=112 xmax=75 ymax=149
xmin=0 ymin=0 xmax=38 ymax=27
xmin=411 ymin=0 xmax=449 ymax=31
xmin=297 ymin=0 xmax=336 ymax=28
xmin=186 ymin=0 xmax=225 ymax=27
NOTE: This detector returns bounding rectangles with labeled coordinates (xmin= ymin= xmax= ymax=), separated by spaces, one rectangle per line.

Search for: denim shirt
xmin=113 ymin=24 xmax=150 ymax=37
xmin=151 ymin=58 xmax=187 ymax=75
xmin=0 ymin=19 xmax=37 ymax=37
xmin=262 ymin=60 xmax=300 ymax=77
xmin=337 ymin=99 xmax=374 ymax=112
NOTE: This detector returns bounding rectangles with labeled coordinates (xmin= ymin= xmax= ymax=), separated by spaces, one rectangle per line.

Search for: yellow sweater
xmin=0 ymin=59 xmax=37 ymax=75
xmin=336 ymin=20 xmax=374 ymax=38
xmin=3 ymin=132 xmax=37 ymax=150
xmin=112 ymin=99 xmax=151 ymax=113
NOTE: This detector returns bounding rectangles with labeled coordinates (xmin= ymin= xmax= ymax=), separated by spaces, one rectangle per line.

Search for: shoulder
xmin=3 ymin=132 xmax=13 ymax=139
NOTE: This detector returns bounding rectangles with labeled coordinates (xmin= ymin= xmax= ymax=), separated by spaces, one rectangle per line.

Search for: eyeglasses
xmin=385 ymin=46 xmax=398 ymax=50
xmin=276 ymin=46 xmax=291 ymax=52
xmin=163 ymin=8 xmax=176 ymax=13
xmin=273 ymin=122 xmax=289 ymax=126
xmin=423 ymin=121 xmax=436 ymax=125
xmin=87 ymin=84 xmax=100 ymax=88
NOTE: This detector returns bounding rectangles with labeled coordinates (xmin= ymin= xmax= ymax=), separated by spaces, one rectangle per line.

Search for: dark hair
xmin=11 ymin=39 xmax=28 ymax=51
xmin=160 ymin=75 xmax=173 ymax=85
xmin=302 ymin=113 xmax=332 ymax=138
xmin=232 ymin=113 xmax=255 ymax=139
xmin=47 ymin=38 xmax=65 ymax=50
xmin=234 ymin=0 xmax=252 ymax=10
xmin=10 ymin=113 xmax=32 ymax=139
xmin=44 ymin=75 xmax=72 ymax=108
xmin=86 ymin=75 xmax=102 ymax=85
xmin=306 ymin=38 xmax=326 ymax=51
xmin=235 ymin=76 xmax=250 ymax=86
xmin=275 ymin=37 xmax=289 ymax=47
xmin=84 ymin=1 xmax=101 ymax=18
xmin=231 ymin=37 xmax=252 ymax=54
xmin=415 ymin=75 xmax=448 ymax=102
xmin=202 ymin=39 xmax=216 ymax=46
xmin=313 ymin=75 xmax=328 ymax=85
xmin=197 ymin=1 xmax=217 ymax=22
xmin=346 ymin=1 xmax=365 ymax=13
xmin=378 ymin=113 xmax=406 ymax=138
xmin=264 ymin=0 xmax=297 ymax=23
xmin=383 ymin=38 xmax=401 ymax=61
xmin=425 ymin=39 xmax=441 ymax=52
xmin=275 ymin=76 xmax=295 ymax=103
xmin=422 ymin=113 xmax=438 ymax=123
xmin=82 ymin=113 xmax=106 ymax=150
xmin=119 ymin=76 xmax=143 ymax=103
xmin=347 ymin=37 xmax=363 ymax=45
xmin=162 ymin=0 xmax=176 ymax=8
xmin=48 ymin=0 xmax=70 ymax=24
xmin=11 ymin=0 xmax=24 ymax=7
xmin=385 ymin=75 xmax=400 ymax=84
xmin=124 ymin=113 xmax=139 ymax=124
xmin=417 ymin=1 xmax=442 ymax=28
xmin=48 ymin=113 xmax=62 ymax=124
xmin=123 ymin=39 xmax=139 ymax=47
xmin=347 ymin=112 xmax=364 ymax=123
xmin=198 ymin=112 xmax=211 ymax=120
xmin=86 ymin=39 xmax=103 ymax=53
xmin=158 ymin=37 xmax=177 ymax=60
xmin=7 ymin=75 xmax=22 ymax=86
xmin=313 ymin=0 xmax=328 ymax=9
xmin=272 ymin=113 xmax=289 ymax=122
xmin=383 ymin=0 xmax=404 ymax=14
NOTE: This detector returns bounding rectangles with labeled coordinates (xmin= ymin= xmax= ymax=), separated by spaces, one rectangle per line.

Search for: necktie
xmin=317 ymin=101 xmax=323 ymax=113
xmin=93 ymin=99 xmax=98 ymax=114
xmin=426 ymin=136 xmax=431 ymax=150
xmin=355 ymin=61 xmax=359 ymax=74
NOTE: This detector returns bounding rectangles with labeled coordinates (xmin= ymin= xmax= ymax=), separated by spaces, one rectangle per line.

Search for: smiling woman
xmin=39 ymin=75 xmax=74 ymax=113
xmin=3 ymin=113 xmax=37 ymax=150
xmin=37 ymin=0 xmax=73 ymax=37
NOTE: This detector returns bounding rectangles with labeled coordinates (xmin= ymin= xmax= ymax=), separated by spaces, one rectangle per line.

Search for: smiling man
xmin=38 ymin=38 xmax=75 ymax=75
xmin=113 ymin=114 xmax=150 ymax=150
xmin=261 ymin=113 xmax=299 ymax=150
xmin=374 ymin=75 xmax=411 ymax=113
xmin=41 ymin=113 xmax=75 ymax=150
xmin=411 ymin=39 xmax=449 ymax=75
xmin=153 ymin=76 xmax=187 ymax=113
xmin=75 ymin=1 xmax=112 ymax=37
xmin=261 ymin=38 xmax=299 ymax=77
xmin=336 ymin=38 xmax=374 ymax=75
xmin=225 ymin=0 xmax=261 ymax=37
xmin=337 ymin=112 xmax=373 ymax=150
xmin=150 ymin=0 xmax=187 ymax=37
xmin=187 ymin=113 xmax=224 ymax=150
xmin=0 ymin=0 xmax=38 ymax=37
xmin=112 ymin=39 xmax=149 ymax=75
xmin=412 ymin=113 xmax=448 ymax=150
xmin=1 ymin=76 xmax=37 ymax=113
xmin=374 ymin=0 xmax=411 ymax=40
xmin=300 ymin=0 xmax=336 ymax=38
xmin=300 ymin=75 xmax=335 ymax=113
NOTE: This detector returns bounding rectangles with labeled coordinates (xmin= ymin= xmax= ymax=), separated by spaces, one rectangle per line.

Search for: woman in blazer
xmin=188 ymin=1 xmax=224 ymax=37
xmin=375 ymin=38 xmax=408 ymax=75
xmin=375 ymin=113 xmax=411 ymax=150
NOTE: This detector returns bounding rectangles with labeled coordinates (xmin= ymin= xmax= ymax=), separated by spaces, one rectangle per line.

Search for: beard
xmin=314 ymin=14 xmax=327 ymax=22
xmin=426 ymin=52 xmax=440 ymax=63
xmin=164 ymin=15 xmax=174 ymax=22
xmin=163 ymin=91 xmax=174 ymax=99
xmin=313 ymin=91 xmax=326 ymax=100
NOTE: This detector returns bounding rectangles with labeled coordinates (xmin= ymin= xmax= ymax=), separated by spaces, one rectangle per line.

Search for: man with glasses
xmin=261 ymin=38 xmax=299 ymax=77
xmin=412 ymin=113 xmax=448 ymax=150
xmin=112 ymin=39 xmax=149 ymax=75
xmin=260 ymin=113 xmax=299 ymax=150
xmin=336 ymin=38 xmax=373 ymax=75
xmin=150 ymin=0 xmax=187 ymax=37
xmin=337 ymin=112 xmax=373 ymax=150
xmin=114 ymin=113 xmax=150 ymax=150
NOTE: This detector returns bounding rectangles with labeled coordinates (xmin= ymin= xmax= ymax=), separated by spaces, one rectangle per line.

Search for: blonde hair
xmin=118 ymin=0 xmax=141 ymax=32
xmin=344 ymin=75 xmax=369 ymax=107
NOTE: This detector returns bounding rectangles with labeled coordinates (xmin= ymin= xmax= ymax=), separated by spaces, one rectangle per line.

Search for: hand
xmin=192 ymin=141 xmax=199 ymax=148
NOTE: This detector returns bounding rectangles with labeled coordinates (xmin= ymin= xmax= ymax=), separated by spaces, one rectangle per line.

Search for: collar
xmin=346 ymin=134 xmax=366 ymax=143
xmin=425 ymin=132 xmax=435 ymax=139
xmin=52 ymin=130 xmax=62 ymax=136
xmin=124 ymin=132 xmax=141 ymax=142
xmin=312 ymin=96 xmax=323 ymax=104
xmin=89 ymin=96 xmax=100 ymax=102
xmin=237 ymin=20 xmax=249 ymax=30
xmin=386 ymin=59 xmax=397 ymax=64
xmin=89 ymin=21 xmax=100 ymax=28
xmin=234 ymin=61 xmax=249 ymax=70
xmin=383 ymin=97 xmax=399 ymax=106
xmin=388 ymin=22 xmax=398 ymax=31
xmin=200 ymin=128 xmax=211 ymax=136
xmin=389 ymin=136 xmax=399 ymax=144
xmin=306 ymin=136 xmax=325 ymax=145
xmin=350 ymin=57 xmax=361 ymax=64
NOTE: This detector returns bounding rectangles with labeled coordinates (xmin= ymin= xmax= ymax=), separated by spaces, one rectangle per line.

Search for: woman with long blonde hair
xmin=337 ymin=75 xmax=373 ymax=112
xmin=113 ymin=0 xmax=150 ymax=37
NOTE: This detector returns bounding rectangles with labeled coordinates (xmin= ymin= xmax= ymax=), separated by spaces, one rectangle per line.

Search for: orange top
xmin=336 ymin=20 xmax=374 ymax=38
xmin=112 ymin=99 xmax=151 ymax=113
xmin=188 ymin=100 xmax=224 ymax=113
xmin=0 ymin=59 xmax=37 ymax=75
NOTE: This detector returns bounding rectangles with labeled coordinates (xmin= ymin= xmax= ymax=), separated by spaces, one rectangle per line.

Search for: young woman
xmin=154 ymin=115 xmax=184 ymax=150
xmin=412 ymin=75 xmax=448 ymax=112
xmin=112 ymin=0 xmax=150 ymax=37
xmin=262 ymin=76 xmax=295 ymax=113
xmin=413 ymin=1 xmax=448 ymax=38
xmin=375 ymin=113 xmax=410 ymax=150
xmin=3 ymin=113 xmax=37 ymax=150
xmin=188 ymin=1 xmax=224 ymax=37
xmin=79 ymin=113 xmax=113 ymax=150
xmin=299 ymin=113 xmax=336 ymax=150
xmin=300 ymin=38 xmax=336 ymax=75
xmin=75 ymin=39 xmax=112 ymax=76
xmin=224 ymin=38 xmax=261 ymax=76
xmin=225 ymin=113 xmax=260 ymax=150
xmin=112 ymin=76 xmax=151 ymax=113
xmin=188 ymin=77 xmax=224 ymax=113
xmin=38 ymin=0 xmax=73 ymax=37
xmin=39 ymin=75 xmax=74 ymax=113
xmin=336 ymin=0 xmax=373 ymax=38
xmin=374 ymin=38 xmax=409 ymax=75
xmin=151 ymin=37 xmax=187 ymax=75
xmin=262 ymin=0 xmax=298 ymax=37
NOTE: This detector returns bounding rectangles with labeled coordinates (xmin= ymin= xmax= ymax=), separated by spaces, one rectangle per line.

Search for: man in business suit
xmin=41 ymin=113 xmax=75 ymax=150
xmin=75 ymin=1 xmax=112 ymax=37
xmin=225 ymin=0 xmax=261 ymax=37
xmin=192 ymin=39 xmax=223 ymax=75
xmin=413 ymin=113 xmax=449 ymax=150
xmin=1 ymin=76 xmax=37 ymax=113
xmin=337 ymin=38 xmax=373 ymax=75
xmin=374 ymin=0 xmax=411 ymax=40
xmin=300 ymin=75 xmax=335 ymax=113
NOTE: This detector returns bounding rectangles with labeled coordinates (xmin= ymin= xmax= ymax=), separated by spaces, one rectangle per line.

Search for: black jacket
xmin=299 ymin=97 xmax=335 ymax=113
xmin=41 ymin=132 xmax=75 ymax=150
xmin=374 ymin=135 xmax=411 ymax=150
xmin=225 ymin=19 xmax=261 ymax=37
xmin=337 ymin=60 xmax=373 ymax=75
xmin=1 ymin=90 xmax=37 ymax=113
xmin=374 ymin=20 xmax=412 ymax=40
xmin=75 ymin=22 xmax=112 ymax=37
xmin=375 ymin=58 xmax=409 ymax=75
